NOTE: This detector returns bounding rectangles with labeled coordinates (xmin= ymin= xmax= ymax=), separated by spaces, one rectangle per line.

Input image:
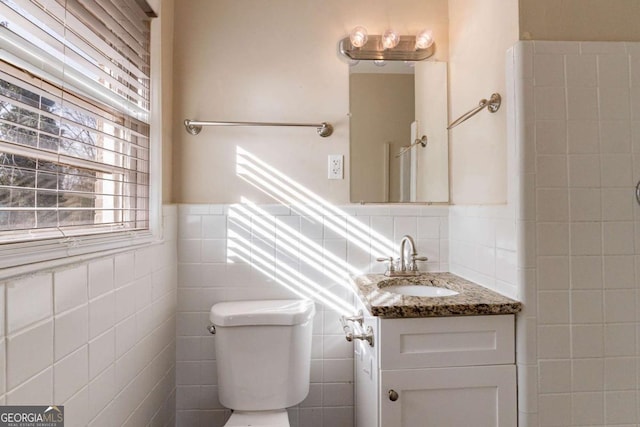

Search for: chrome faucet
xmin=376 ymin=234 xmax=428 ymax=276
xmin=399 ymin=235 xmax=418 ymax=273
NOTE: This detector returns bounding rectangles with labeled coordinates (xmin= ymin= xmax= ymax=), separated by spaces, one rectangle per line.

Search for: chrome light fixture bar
xmin=339 ymin=34 xmax=436 ymax=61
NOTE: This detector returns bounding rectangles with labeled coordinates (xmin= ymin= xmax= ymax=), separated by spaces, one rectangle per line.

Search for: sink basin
xmin=381 ymin=285 xmax=459 ymax=297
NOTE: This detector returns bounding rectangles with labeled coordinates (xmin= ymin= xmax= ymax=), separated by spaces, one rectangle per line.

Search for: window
xmin=0 ymin=0 xmax=155 ymax=260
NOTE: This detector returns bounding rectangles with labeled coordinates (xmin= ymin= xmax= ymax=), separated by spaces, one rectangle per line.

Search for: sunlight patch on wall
xmin=236 ymin=146 xmax=395 ymax=256
xmin=223 ymin=146 xmax=401 ymax=314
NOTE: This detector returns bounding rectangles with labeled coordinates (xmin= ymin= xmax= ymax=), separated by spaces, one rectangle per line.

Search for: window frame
xmin=0 ymin=0 xmax=163 ymax=276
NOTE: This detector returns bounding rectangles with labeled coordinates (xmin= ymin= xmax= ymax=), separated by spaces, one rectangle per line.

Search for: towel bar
xmin=184 ymin=119 xmax=334 ymax=138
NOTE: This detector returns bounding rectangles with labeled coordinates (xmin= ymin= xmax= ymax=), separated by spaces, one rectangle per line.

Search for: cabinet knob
xmin=388 ymin=389 xmax=399 ymax=402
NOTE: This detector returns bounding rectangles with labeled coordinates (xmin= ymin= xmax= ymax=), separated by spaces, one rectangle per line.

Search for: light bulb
xmin=415 ymin=29 xmax=434 ymax=50
xmin=381 ymin=29 xmax=400 ymax=49
xmin=373 ymin=59 xmax=386 ymax=67
xmin=349 ymin=26 xmax=368 ymax=48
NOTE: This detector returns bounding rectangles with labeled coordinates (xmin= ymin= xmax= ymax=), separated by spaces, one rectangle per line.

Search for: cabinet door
xmin=380 ymin=365 xmax=516 ymax=427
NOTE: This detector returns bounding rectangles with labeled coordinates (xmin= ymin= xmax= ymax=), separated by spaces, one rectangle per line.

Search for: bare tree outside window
xmin=0 ymin=79 xmax=102 ymax=230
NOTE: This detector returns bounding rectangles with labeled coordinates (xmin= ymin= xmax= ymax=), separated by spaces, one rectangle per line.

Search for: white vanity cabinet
xmin=354 ymin=312 xmax=517 ymax=427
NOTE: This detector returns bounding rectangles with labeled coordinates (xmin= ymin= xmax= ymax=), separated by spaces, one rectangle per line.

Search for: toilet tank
xmin=210 ymin=299 xmax=316 ymax=411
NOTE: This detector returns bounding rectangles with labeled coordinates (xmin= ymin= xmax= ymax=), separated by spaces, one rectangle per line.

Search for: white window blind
xmin=0 ymin=0 xmax=153 ymax=245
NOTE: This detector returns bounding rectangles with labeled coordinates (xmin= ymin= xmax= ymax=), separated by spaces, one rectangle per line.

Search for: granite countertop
xmin=350 ymin=272 xmax=522 ymax=318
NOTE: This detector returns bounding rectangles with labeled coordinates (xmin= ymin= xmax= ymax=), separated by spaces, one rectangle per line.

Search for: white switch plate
xmin=328 ymin=154 xmax=343 ymax=179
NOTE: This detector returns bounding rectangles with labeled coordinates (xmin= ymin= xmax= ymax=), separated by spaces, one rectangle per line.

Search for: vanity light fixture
xmin=340 ymin=26 xmax=436 ymax=61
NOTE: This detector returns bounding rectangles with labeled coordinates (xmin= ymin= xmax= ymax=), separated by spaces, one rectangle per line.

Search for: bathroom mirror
xmin=349 ymin=61 xmax=449 ymax=203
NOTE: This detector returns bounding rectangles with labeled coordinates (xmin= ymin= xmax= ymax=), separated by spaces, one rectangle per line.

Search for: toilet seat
xmin=224 ymin=409 xmax=290 ymax=427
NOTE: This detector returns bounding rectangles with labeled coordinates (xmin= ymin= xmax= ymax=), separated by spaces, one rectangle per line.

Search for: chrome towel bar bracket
xmin=184 ymin=119 xmax=334 ymax=138
xmin=447 ymin=93 xmax=501 ymax=130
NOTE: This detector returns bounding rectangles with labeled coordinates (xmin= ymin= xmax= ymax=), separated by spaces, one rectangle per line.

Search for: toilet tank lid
xmin=210 ymin=299 xmax=316 ymax=327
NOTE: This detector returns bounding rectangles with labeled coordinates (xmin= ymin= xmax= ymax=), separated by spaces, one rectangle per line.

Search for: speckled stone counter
xmin=351 ymin=272 xmax=522 ymax=318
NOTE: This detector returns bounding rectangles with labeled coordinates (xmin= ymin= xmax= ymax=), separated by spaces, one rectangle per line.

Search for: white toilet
xmin=209 ymin=299 xmax=316 ymax=427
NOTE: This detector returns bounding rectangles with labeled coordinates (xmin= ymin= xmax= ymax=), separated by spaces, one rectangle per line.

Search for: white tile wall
xmin=512 ymin=41 xmax=640 ymax=426
xmin=448 ymin=205 xmax=519 ymax=300
xmin=175 ymin=203 xmax=449 ymax=427
xmin=7 ymin=274 xmax=52 ymax=334
xmin=0 ymin=206 xmax=178 ymax=426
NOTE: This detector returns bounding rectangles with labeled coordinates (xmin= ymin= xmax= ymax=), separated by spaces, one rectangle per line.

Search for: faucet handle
xmin=376 ymin=256 xmax=396 ymax=274
xmin=408 ymin=255 xmax=428 ymax=271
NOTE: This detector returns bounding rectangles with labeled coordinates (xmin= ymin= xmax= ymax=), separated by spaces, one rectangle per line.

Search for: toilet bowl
xmin=224 ymin=410 xmax=289 ymax=427
xmin=209 ymin=299 xmax=315 ymax=427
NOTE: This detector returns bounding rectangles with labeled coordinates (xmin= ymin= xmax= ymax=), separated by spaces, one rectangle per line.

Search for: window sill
xmin=0 ymin=230 xmax=160 ymax=282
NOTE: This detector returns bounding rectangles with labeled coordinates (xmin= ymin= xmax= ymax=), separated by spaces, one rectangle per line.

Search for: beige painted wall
xmin=520 ymin=0 xmax=640 ymax=41
xmin=448 ymin=0 xmax=518 ymax=204
xmin=170 ymin=0 xmax=640 ymax=206
xmin=172 ymin=0 xmax=449 ymax=204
